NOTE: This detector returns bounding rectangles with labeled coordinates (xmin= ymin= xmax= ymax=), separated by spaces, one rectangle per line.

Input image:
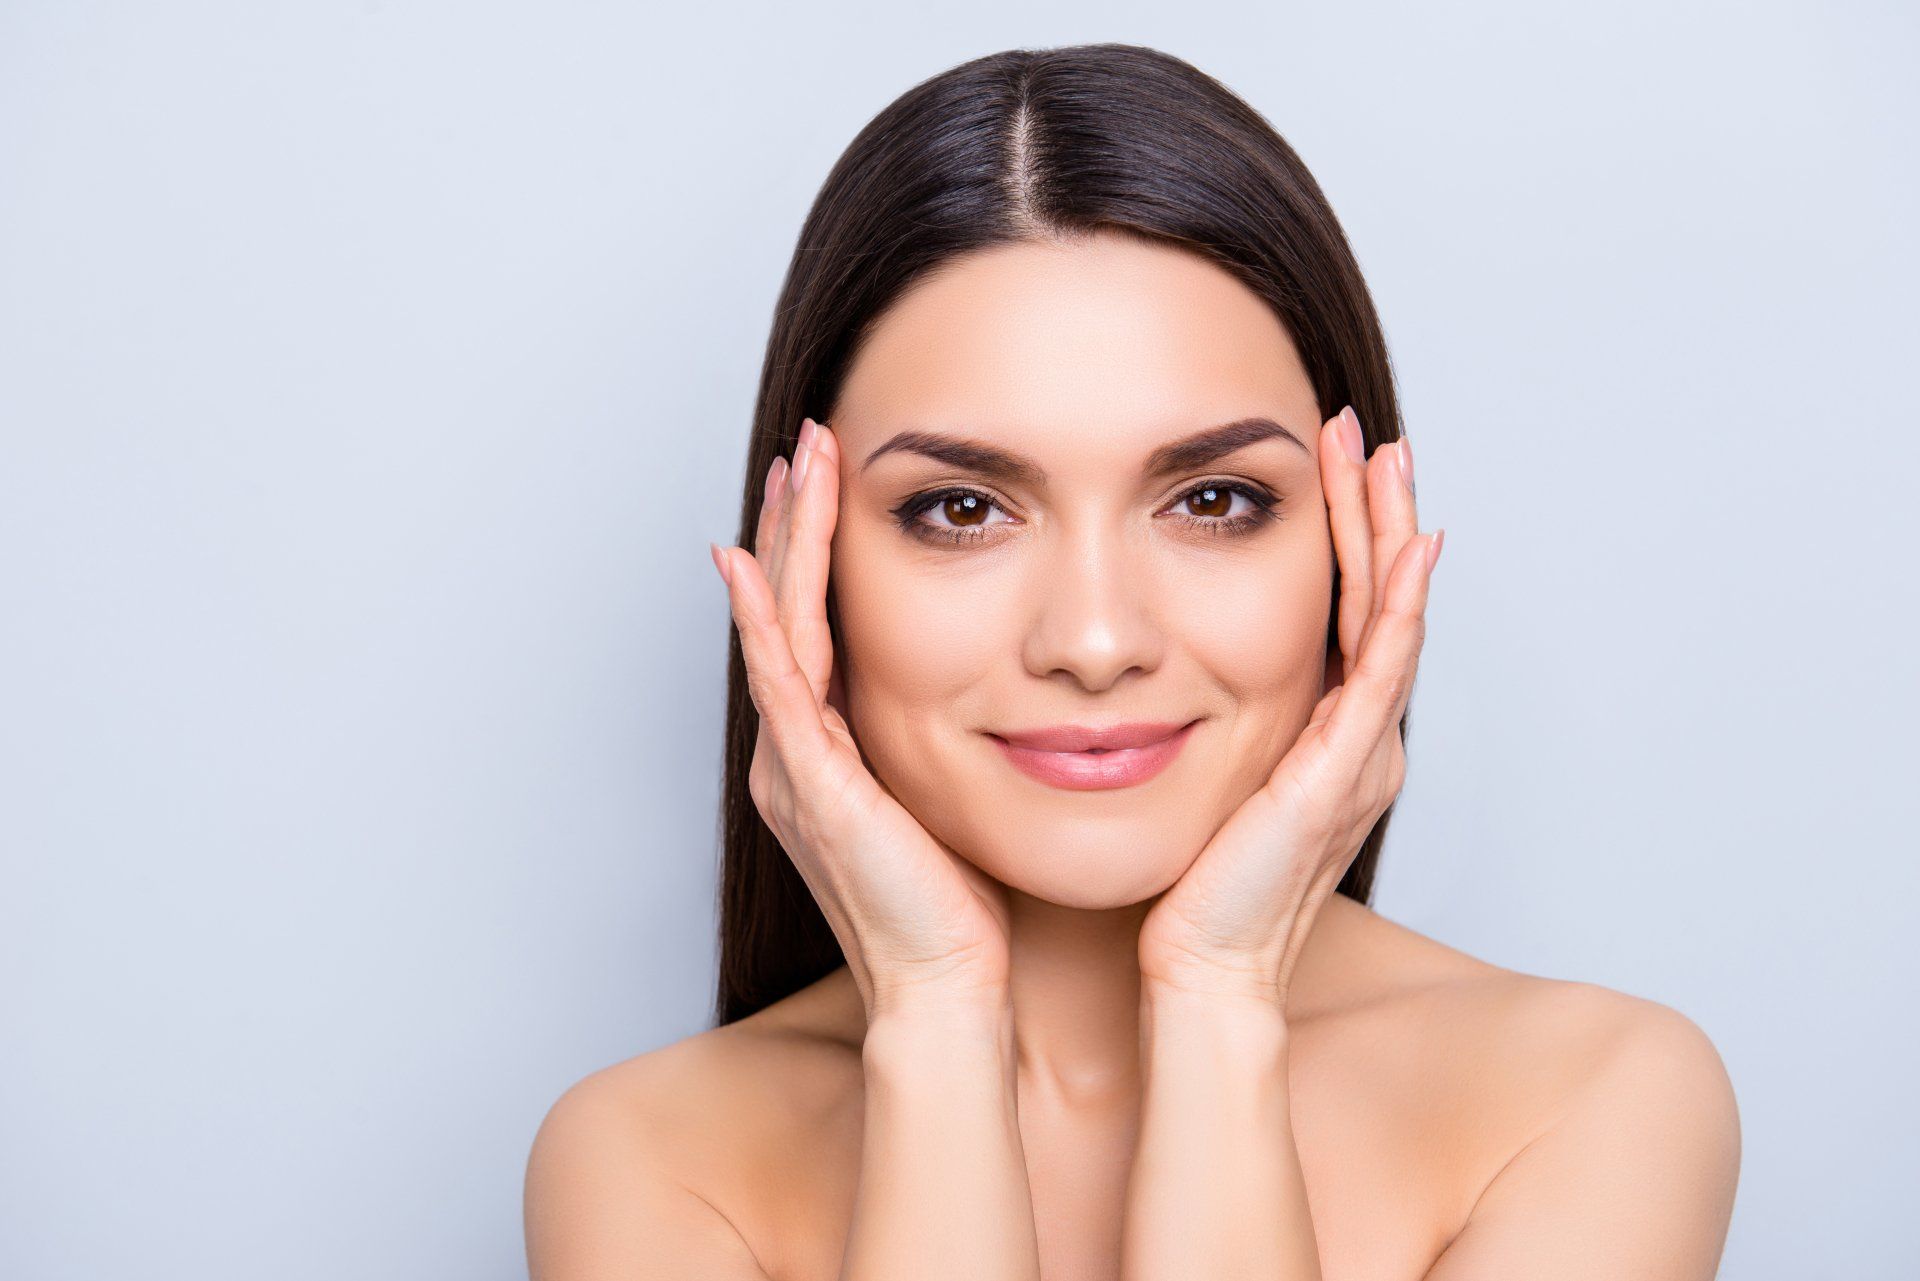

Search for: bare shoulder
xmin=1318 ymin=897 xmax=1742 ymax=1275
xmin=524 ymin=971 xmax=864 ymax=1280
xmin=1317 ymin=895 xmax=1738 ymax=1097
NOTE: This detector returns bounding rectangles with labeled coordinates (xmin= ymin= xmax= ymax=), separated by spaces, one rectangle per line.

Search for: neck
xmin=823 ymin=887 xmax=1365 ymax=1103
xmin=1004 ymin=889 xmax=1153 ymax=1109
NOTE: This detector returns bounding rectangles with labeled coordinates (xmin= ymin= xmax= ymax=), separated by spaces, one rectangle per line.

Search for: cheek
xmin=829 ymin=532 xmax=1002 ymax=722
xmin=1172 ymin=546 xmax=1333 ymax=697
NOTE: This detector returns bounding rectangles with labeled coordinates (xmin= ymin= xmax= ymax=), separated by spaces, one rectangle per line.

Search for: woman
xmin=525 ymin=43 xmax=1740 ymax=1279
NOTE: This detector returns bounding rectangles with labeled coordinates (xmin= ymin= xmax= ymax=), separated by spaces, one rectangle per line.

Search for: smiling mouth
xmin=986 ymin=720 xmax=1201 ymax=791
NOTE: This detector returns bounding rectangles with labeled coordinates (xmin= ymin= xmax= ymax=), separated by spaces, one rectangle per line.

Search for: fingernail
xmin=762 ymin=455 xmax=786 ymax=508
xmin=709 ymin=541 xmax=733 ymax=586
xmin=788 ymin=419 xmax=818 ymax=496
xmin=1425 ymin=528 xmax=1444 ymax=573
xmin=790 ymin=437 xmax=811 ymax=494
xmin=1397 ymin=439 xmax=1415 ymax=493
xmin=1337 ymin=406 xmax=1365 ymax=465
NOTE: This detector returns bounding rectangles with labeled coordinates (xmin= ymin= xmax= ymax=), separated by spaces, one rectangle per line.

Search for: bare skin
xmin=525 ymin=232 xmax=1741 ymax=1279
xmin=528 ymin=906 xmax=1736 ymax=1280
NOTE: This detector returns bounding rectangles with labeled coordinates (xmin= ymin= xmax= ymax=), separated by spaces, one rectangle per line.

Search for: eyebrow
xmin=857 ymin=415 xmax=1309 ymax=485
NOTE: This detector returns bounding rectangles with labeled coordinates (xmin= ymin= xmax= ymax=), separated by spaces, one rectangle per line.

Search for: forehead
xmin=833 ymin=231 xmax=1319 ymax=462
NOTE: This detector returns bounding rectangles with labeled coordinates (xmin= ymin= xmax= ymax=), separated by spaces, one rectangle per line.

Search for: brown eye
xmin=1185 ymin=486 xmax=1235 ymax=518
xmin=1161 ymin=481 xmax=1282 ymax=536
xmin=891 ymin=486 xmax=1016 ymax=544
xmin=942 ymin=493 xmax=992 ymax=526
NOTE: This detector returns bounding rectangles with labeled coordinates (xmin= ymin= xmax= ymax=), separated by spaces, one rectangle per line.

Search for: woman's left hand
xmin=1137 ymin=406 xmax=1442 ymax=1009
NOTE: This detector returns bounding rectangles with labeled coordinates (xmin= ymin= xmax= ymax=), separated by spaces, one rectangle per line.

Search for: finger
xmin=715 ymin=542 xmax=834 ymax=765
xmin=1361 ymin=433 xmax=1420 ymax=656
xmin=1305 ymin=684 xmax=1344 ymax=735
xmin=1320 ymin=408 xmax=1375 ymax=678
xmin=776 ymin=419 xmax=840 ymax=698
xmin=753 ymin=453 xmax=789 ymax=561
xmin=767 ymin=419 xmax=811 ymax=590
xmin=1328 ymin=529 xmax=1439 ymax=757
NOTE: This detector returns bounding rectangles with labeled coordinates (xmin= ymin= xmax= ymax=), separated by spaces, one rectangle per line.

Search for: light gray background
xmin=3 ymin=2 xmax=1914 ymax=1277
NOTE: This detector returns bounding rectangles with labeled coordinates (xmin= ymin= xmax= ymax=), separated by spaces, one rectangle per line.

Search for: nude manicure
xmin=790 ymin=433 xmax=811 ymax=494
xmin=1336 ymin=406 xmax=1365 ymax=465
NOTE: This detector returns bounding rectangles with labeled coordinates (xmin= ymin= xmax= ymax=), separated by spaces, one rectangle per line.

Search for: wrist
xmin=1140 ymin=961 xmax=1288 ymax=1013
xmin=1141 ymin=973 xmax=1291 ymax=1033
xmin=1138 ymin=982 xmax=1292 ymax=1091
xmin=865 ymin=968 xmax=1009 ymax=1023
xmin=861 ymin=997 xmax=1018 ymax=1095
xmin=864 ymin=984 xmax=1012 ymax=1049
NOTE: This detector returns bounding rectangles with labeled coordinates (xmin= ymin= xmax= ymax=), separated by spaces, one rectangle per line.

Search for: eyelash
xmin=889 ymin=480 xmax=1284 ymax=547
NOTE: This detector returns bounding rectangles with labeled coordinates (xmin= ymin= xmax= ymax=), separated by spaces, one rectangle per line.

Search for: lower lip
xmin=989 ymin=722 xmax=1199 ymax=791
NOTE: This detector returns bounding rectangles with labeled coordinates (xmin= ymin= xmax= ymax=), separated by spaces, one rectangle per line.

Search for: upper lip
xmin=990 ymin=720 xmax=1196 ymax=752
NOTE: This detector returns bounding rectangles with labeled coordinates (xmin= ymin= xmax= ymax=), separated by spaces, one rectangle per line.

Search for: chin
xmin=860 ymin=719 xmax=1262 ymax=910
xmin=925 ymin=795 xmax=1208 ymax=909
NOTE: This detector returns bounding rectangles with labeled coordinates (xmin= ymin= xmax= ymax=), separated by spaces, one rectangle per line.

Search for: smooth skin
xmin=524 ymin=232 xmax=1740 ymax=1280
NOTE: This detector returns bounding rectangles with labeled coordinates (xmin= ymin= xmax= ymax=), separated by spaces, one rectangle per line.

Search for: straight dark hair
xmin=714 ymin=43 xmax=1409 ymax=1027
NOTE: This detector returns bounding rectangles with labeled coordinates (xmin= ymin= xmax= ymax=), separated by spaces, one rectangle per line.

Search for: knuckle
xmin=744 ymin=668 xmax=778 ymax=716
xmin=1383 ymin=751 xmax=1407 ymax=800
xmin=1355 ymin=654 xmax=1406 ymax=704
xmin=750 ymin=766 xmax=800 ymax=842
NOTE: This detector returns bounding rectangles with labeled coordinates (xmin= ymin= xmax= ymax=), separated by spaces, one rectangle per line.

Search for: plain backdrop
xmin=3 ymin=2 xmax=1914 ymax=1277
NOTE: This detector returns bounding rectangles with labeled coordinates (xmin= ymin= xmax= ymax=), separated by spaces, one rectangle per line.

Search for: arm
xmin=1423 ymin=1002 xmax=1741 ymax=1279
xmin=1123 ymin=983 xmax=1321 ymax=1280
xmin=844 ymin=996 xmax=1043 ymax=1281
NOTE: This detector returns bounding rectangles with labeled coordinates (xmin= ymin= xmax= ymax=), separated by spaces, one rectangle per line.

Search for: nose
xmin=1019 ymin=526 xmax=1166 ymax=693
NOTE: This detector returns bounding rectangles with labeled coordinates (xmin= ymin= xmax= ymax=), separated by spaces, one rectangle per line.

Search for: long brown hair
xmin=714 ymin=43 xmax=1409 ymax=1026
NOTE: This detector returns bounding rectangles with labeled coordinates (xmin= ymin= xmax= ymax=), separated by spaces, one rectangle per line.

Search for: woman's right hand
xmin=711 ymin=417 xmax=1013 ymax=1021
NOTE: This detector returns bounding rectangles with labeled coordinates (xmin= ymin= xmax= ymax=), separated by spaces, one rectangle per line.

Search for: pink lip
xmin=988 ymin=720 xmax=1199 ymax=791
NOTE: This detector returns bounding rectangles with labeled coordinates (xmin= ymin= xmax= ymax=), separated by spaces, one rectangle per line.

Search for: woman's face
xmin=827 ymin=230 xmax=1336 ymax=909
